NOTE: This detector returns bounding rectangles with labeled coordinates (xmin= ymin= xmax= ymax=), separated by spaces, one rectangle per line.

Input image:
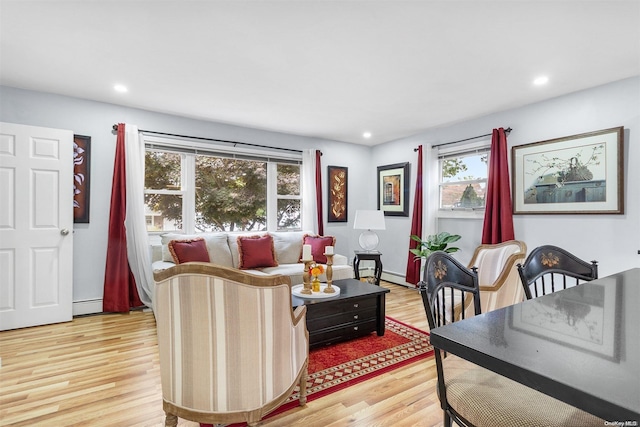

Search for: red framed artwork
xmin=73 ymin=134 xmax=91 ymax=223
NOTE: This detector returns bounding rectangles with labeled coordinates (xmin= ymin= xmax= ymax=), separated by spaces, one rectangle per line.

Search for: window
xmin=439 ymin=147 xmax=490 ymax=210
xmin=143 ymin=137 xmax=302 ymax=234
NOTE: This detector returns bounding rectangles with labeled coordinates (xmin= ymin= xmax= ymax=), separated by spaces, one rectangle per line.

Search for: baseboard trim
xmin=358 ymin=266 xmax=415 ymax=288
xmin=73 ymin=299 xmax=103 ymax=316
xmin=381 ymin=271 xmax=415 ymax=288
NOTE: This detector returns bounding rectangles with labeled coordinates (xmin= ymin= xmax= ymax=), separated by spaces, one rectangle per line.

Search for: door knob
xmin=60 ymin=229 xmax=70 ymax=236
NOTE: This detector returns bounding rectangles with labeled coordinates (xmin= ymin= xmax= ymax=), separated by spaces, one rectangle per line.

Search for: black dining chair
xmin=517 ymin=245 xmax=598 ymax=300
xmin=419 ymin=251 xmax=604 ymax=427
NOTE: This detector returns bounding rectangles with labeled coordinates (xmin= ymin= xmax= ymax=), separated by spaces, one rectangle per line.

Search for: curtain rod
xmin=431 ymin=127 xmax=512 ymax=148
xmin=111 ymin=124 xmax=304 ymax=154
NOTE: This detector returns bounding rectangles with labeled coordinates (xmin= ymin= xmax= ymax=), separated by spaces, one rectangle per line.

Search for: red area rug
xmin=203 ymin=317 xmax=433 ymax=427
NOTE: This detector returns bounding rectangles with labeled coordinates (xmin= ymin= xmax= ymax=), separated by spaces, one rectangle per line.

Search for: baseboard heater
xmin=72 ymin=299 xmax=103 ymax=316
xmin=357 ymin=266 xmax=415 ymax=288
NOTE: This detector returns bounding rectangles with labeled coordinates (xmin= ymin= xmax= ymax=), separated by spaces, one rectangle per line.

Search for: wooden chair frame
xmin=517 ymin=245 xmax=598 ymax=299
xmin=418 ymin=251 xmax=480 ymax=427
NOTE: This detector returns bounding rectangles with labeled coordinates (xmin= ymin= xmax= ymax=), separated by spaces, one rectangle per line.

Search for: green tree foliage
xmin=460 ymin=184 xmax=482 ymax=207
xmin=442 ymin=158 xmax=467 ymax=179
xmin=145 ymin=151 xmax=302 ymax=232
xmin=276 ymin=164 xmax=302 ymax=229
xmin=145 ymin=152 xmax=183 ymax=228
xmin=195 ymin=156 xmax=267 ymax=231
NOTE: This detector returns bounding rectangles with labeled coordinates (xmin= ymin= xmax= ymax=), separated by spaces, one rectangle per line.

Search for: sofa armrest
xmin=333 ymin=254 xmax=348 ymax=266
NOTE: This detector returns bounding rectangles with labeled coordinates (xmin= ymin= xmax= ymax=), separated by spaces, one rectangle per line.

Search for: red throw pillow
xmin=168 ymin=238 xmax=210 ymax=264
xmin=237 ymin=234 xmax=278 ymax=269
xmin=303 ymin=234 xmax=336 ymax=264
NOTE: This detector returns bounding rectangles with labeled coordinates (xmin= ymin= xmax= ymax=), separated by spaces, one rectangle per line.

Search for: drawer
xmin=309 ymin=319 xmax=378 ymax=348
xmin=306 ymin=296 xmax=378 ymax=317
xmin=306 ymin=307 xmax=377 ymax=332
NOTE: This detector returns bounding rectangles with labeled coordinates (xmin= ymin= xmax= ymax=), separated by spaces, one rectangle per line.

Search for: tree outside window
xmin=439 ymin=152 xmax=489 ymax=209
xmin=144 ymin=149 xmax=301 ymax=233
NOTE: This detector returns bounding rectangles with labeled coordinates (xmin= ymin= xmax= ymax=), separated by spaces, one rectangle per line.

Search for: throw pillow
xmin=302 ymin=234 xmax=336 ymax=264
xmin=168 ymin=238 xmax=210 ymax=264
xmin=237 ymin=234 xmax=279 ymax=269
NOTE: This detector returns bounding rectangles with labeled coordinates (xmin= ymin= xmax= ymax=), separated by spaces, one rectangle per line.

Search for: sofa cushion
xmin=161 ymin=232 xmax=233 ymax=268
xmin=303 ymin=234 xmax=336 ymax=264
xmin=168 ymin=238 xmax=210 ymax=264
xmin=271 ymin=231 xmax=305 ymax=264
xmin=237 ymin=234 xmax=279 ymax=269
xmin=228 ymin=231 xmax=267 ymax=268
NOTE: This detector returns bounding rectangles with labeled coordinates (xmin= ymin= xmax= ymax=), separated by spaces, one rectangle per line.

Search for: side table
xmin=353 ymin=251 xmax=383 ymax=286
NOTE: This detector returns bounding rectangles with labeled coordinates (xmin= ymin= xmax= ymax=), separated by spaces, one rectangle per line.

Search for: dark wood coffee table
xmin=291 ymin=278 xmax=390 ymax=349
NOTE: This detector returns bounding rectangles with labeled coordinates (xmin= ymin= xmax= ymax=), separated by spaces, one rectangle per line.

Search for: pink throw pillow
xmin=168 ymin=238 xmax=210 ymax=264
xmin=237 ymin=234 xmax=278 ymax=269
xmin=303 ymin=234 xmax=336 ymax=264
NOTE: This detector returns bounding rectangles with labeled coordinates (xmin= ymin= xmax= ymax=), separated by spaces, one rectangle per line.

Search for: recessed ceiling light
xmin=114 ymin=84 xmax=128 ymax=93
xmin=533 ymin=76 xmax=549 ymax=86
xmin=363 ymin=132 xmax=372 ymax=139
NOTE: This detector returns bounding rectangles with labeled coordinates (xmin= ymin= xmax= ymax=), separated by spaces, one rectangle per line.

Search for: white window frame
xmin=143 ymin=134 xmax=303 ymax=234
xmin=435 ymin=139 xmax=491 ymax=219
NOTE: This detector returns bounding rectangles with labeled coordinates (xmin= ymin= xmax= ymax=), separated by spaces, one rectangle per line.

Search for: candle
xmin=302 ymin=244 xmax=312 ymax=260
xmin=325 ymin=246 xmax=334 ymax=255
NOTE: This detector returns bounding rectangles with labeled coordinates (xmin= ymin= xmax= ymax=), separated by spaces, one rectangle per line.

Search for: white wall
xmin=1 ymin=77 xmax=638 ymax=309
xmin=0 ymin=86 xmax=372 ymax=309
xmin=372 ymin=76 xmax=640 ymax=278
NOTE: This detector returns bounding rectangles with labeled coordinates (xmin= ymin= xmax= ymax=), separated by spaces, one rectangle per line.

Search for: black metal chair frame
xmin=418 ymin=251 xmax=481 ymax=427
xmin=517 ymin=245 xmax=598 ymax=300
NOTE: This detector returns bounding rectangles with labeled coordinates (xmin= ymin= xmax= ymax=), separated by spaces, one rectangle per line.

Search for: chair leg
xmin=164 ymin=413 xmax=178 ymax=427
xmin=443 ymin=411 xmax=452 ymax=427
xmin=299 ymin=367 xmax=308 ymax=406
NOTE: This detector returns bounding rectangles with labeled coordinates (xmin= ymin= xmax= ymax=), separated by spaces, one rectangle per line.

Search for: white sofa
xmin=151 ymin=230 xmax=353 ymax=285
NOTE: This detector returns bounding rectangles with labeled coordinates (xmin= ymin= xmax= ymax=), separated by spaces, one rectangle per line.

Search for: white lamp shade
xmin=354 ymin=210 xmax=386 ymax=230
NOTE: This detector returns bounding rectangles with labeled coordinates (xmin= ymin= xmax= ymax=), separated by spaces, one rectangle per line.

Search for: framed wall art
xmin=512 ymin=126 xmax=624 ymax=214
xmin=73 ymin=134 xmax=91 ymax=223
xmin=327 ymin=165 xmax=348 ymax=222
xmin=377 ymin=162 xmax=410 ymax=216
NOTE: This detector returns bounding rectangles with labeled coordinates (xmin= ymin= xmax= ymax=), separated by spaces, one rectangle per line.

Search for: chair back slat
xmin=517 ymin=245 xmax=598 ymax=300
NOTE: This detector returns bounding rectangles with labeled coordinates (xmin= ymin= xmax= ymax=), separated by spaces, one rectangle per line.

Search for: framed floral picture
xmin=512 ymin=127 xmax=624 ymax=214
xmin=327 ymin=166 xmax=348 ymax=222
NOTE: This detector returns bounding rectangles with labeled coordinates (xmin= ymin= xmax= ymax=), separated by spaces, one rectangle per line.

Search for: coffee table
xmin=291 ymin=278 xmax=390 ymax=349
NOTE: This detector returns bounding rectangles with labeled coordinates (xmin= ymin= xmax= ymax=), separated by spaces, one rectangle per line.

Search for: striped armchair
xmin=154 ymin=263 xmax=309 ymax=427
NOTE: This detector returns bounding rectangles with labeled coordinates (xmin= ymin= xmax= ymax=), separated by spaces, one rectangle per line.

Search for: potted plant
xmin=409 ymin=232 xmax=461 ymax=261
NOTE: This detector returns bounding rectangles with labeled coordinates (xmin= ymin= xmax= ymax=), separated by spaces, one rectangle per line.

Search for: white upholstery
xmin=160 ymin=232 xmax=233 ymax=267
xmin=151 ymin=230 xmax=353 ymax=285
xmin=467 ymin=240 xmax=527 ymax=315
xmin=154 ymin=264 xmax=309 ymax=426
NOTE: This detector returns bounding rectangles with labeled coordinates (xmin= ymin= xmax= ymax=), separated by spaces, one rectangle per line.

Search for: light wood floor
xmin=0 ymin=282 xmax=445 ymax=427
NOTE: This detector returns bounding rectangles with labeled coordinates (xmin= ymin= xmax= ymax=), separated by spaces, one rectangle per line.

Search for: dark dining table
xmin=429 ymin=268 xmax=640 ymax=422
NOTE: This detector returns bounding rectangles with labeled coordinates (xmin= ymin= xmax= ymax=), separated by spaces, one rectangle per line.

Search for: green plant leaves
xmin=409 ymin=232 xmax=461 ymax=260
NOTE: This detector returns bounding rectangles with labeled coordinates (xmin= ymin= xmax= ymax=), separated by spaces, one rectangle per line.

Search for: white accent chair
xmin=467 ymin=240 xmax=527 ymax=315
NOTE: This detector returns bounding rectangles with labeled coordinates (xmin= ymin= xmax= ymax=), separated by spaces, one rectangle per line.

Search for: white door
xmin=0 ymin=122 xmax=74 ymax=330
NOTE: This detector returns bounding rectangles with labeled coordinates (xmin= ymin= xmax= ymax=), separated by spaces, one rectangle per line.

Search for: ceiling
xmin=1 ymin=1 xmax=639 ymax=145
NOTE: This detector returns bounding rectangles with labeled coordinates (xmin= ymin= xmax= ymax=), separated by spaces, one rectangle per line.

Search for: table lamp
xmin=354 ymin=210 xmax=385 ymax=251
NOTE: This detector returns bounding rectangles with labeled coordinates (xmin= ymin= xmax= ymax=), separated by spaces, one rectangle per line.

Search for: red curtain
xmin=405 ymin=145 xmax=423 ymax=285
xmin=482 ymin=128 xmax=515 ymax=244
xmin=102 ymin=124 xmax=143 ymax=312
xmin=315 ymin=150 xmax=324 ymax=235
